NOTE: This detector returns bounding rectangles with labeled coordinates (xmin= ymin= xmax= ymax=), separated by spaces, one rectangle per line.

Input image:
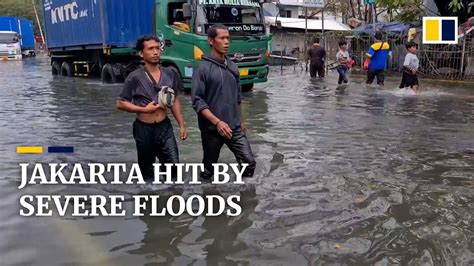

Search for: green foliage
xmin=467 ymin=2 xmax=474 ymax=13
xmin=448 ymin=0 xmax=464 ymax=12
xmin=377 ymin=0 xmax=425 ymax=23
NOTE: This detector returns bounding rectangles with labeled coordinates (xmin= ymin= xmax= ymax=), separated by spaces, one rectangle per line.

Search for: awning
xmin=351 ymin=21 xmax=411 ymax=35
xmin=265 ymin=16 xmax=351 ymax=31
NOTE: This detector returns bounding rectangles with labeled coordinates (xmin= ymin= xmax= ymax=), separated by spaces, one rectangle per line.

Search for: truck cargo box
xmin=0 ymin=16 xmax=35 ymax=50
xmin=42 ymin=0 xmax=155 ymax=50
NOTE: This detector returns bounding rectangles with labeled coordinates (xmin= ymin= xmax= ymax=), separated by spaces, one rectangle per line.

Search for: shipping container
xmin=42 ymin=0 xmax=155 ymax=50
xmin=41 ymin=0 xmax=271 ymax=90
xmin=0 ymin=16 xmax=35 ymax=52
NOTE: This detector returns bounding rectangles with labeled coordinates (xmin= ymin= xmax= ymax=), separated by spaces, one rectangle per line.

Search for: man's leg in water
xmin=411 ymin=75 xmax=420 ymax=93
xmin=412 ymin=85 xmax=419 ymax=93
xmin=399 ymin=72 xmax=407 ymax=89
xmin=201 ymin=131 xmax=224 ymax=179
xmin=133 ymin=120 xmax=156 ymax=180
xmin=337 ymin=66 xmax=344 ymax=84
xmin=342 ymin=66 xmax=349 ymax=83
xmin=155 ymin=119 xmax=180 ymax=178
xmin=316 ymin=61 xmax=325 ymax=78
xmin=225 ymin=128 xmax=256 ymax=177
xmin=376 ymin=70 xmax=385 ymax=85
xmin=366 ymin=69 xmax=376 ymax=84
xmin=310 ymin=63 xmax=317 ymax=77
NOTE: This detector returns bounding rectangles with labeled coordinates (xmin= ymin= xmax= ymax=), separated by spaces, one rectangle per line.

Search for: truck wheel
xmin=51 ymin=61 xmax=61 ymax=76
xmin=61 ymin=62 xmax=73 ymax=77
xmin=101 ymin=63 xmax=117 ymax=84
xmin=242 ymin=83 xmax=254 ymax=92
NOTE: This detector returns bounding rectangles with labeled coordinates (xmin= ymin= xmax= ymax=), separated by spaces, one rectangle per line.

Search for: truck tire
xmin=101 ymin=63 xmax=118 ymax=84
xmin=51 ymin=61 xmax=61 ymax=76
xmin=242 ymin=83 xmax=254 ymax=92
xmin=61 ymin=62 xmax=73 ymax=77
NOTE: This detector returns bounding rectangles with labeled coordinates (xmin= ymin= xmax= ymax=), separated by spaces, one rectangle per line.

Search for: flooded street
xmin=1 ymin=57 xmax=473 ymax=265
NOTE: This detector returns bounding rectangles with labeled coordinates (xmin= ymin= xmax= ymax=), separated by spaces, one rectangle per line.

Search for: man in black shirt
xmin=116 ymin=36 xmax=187 ymax=179
xmin=306 ymin=38 xmax=326 ymax=78
xmin=192 ymin=24 xmax=256 ymax=180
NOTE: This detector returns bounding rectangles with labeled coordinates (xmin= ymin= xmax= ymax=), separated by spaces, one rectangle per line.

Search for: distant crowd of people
xmin=306 ymin=31 xmax=420 ymax=93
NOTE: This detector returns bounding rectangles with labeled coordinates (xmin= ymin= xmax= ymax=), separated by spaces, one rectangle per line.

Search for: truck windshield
xmin=196 ymin=1 xmax=265 ymax=36
xmin=0 ymin=33 xmax=19 ymax=44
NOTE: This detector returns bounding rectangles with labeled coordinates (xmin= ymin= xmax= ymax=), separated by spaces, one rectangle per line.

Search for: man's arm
xmin=192 ymin=67 xmax=209 ymax=114
xmin=239 ymin=103 xmax=248 ymax=134
xmin=191 ymin=67 xmax=222 ymax=125
xmin=171 ymin=96 xmax=185 ymax=128
xmin=169 ymin=69 xmax=187 ymax=140
xmin=170 ymin=69 xmax=186 ymax=129
xmin=171 ymin=96 xmax=187 ymax=140
xmin=403 ymin=54 xmax=416 ymax=74
xmin=192 ymin=66 xmax=232 ymax=139
xmin=366 ymin=45 xmax=375 ymax=58
xmin=237 ymin=78 xmax=247 ymax=133
xmin=117 ymin=100 xmax=149 ymax=113
xmin=337 ymin=52 xmax=348 ymax=64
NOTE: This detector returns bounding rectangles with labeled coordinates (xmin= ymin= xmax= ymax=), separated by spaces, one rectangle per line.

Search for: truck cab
xmin=157 ymin=0 xmax=270 ymax=91
xmin=0 ymin=31 xmax=22 ymax=60
xmin=42 ymin=0 xmax=270 ymax=90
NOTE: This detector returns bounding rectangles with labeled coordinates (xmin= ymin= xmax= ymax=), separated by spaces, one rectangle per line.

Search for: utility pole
xmin=32 ymin=0 xmax=46 ymax=46
xmin=304 ymin=6 xmax=308 ymax=60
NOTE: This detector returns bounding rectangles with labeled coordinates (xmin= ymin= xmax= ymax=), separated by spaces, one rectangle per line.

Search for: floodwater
xmin=0 ymin=57 xmax=473 ymax=265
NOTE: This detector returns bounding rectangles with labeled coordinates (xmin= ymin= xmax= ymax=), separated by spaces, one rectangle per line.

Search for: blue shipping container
xmin=0 ymin=16 xmax=35 ymax=50
xmin=42 ymin=0 xmax=155 ymax=50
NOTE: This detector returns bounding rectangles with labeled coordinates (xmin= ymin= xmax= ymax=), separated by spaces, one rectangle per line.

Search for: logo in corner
xmin=422 ymin=16 xmax=458 ymax=44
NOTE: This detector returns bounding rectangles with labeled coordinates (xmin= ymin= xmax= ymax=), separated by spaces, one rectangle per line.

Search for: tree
xmin=307 ymin=0 xmax=426 ymax=24
xmin=434 ymin=0 xmax=474 ymax=24
xmin=377 ymin=0 xmax=426 ymax=23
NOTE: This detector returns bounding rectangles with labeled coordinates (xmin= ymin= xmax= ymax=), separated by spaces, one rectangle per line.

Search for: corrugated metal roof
xmin=265 ymin=16 xmax=350 ymax=31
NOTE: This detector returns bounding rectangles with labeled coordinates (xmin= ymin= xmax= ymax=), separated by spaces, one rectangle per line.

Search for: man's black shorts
xmin=399 ymin=71 xmax=419 ymax=88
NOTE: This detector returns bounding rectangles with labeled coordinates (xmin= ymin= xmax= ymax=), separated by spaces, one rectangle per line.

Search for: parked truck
xmin=0 ymin=31 xmax=22 ymax=60
xmin=0 ymin=17 xmax=36 ymax=58
xmin=41 ymin=0 xmax=271 ymax=90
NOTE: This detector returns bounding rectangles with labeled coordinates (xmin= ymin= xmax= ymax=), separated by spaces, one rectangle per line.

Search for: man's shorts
xmin=399 ymin=71 xmax=419 ymax=88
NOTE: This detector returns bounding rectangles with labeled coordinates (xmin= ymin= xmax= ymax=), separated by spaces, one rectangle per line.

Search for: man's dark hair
xmin=207 ymin=24 xmax=229 ymax=39
xmin=135 ymin=35 xmax=161 ymax=52
xmin=406 ymin=41 xmax=417 ymax=49
xmin=338 ymin=40 xmax=347 ymax=47
xmin=313 ymin=38 xmax=320 ymax=44
xmin=374 ymin=31 xmax=383 ymax=40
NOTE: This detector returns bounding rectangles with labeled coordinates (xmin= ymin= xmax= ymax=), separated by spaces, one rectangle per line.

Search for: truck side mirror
xmin=276 ymin=20 xmax=282 ymax=29
xmin=183 ymin=3 xmax=192 ymax=19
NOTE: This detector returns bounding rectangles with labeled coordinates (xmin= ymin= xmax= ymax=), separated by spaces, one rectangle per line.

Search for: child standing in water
xmin=336 ymin=40 xmax=351 ymax=84
xmin=399 ymin=42 xmax=420 ymax=93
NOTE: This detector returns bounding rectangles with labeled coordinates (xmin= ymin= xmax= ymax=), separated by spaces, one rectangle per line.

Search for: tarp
xmin=459 ymin=17 xmax=474 ymax=38
xmin=265 ymin=16 xmax=350 ymax=31
xmin=351 ymin=21 xmax=411 ymax=35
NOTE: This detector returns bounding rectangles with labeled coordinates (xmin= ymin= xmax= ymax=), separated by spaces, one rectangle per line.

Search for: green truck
xmin=42 ymin=0 xmax=271 ymax=91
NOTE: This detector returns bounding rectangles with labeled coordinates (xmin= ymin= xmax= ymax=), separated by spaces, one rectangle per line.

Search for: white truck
xmin=0 ymin=31 xmax=22 ymax=60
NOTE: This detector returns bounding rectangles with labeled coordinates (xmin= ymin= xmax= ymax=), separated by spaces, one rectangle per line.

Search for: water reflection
xmin=127 ymin=185 xmax=257 ymax=264
xmin=0 ymin=58 xmax=473 ymax=264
